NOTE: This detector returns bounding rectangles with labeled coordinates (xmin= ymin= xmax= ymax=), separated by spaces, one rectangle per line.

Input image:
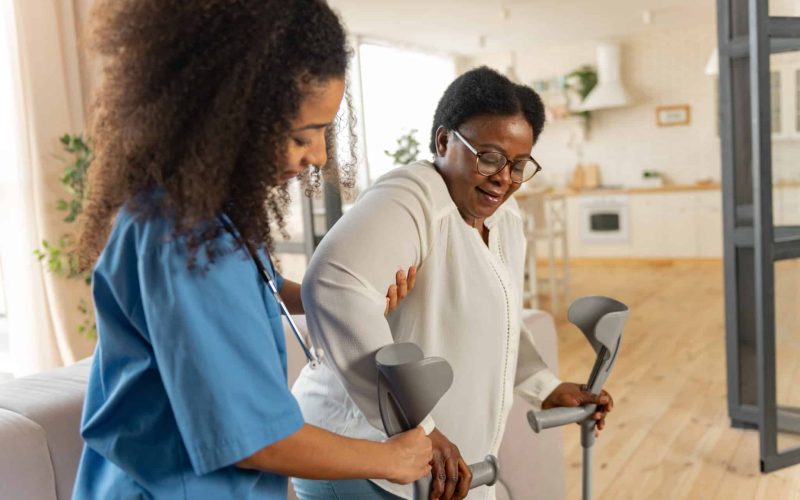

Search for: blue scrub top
xmin=73 ymin=206 xmax=305 ymax=499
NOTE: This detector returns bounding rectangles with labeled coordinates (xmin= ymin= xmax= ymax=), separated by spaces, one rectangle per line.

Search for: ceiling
xmin=328 ymin=0 xmax=716 ymax=56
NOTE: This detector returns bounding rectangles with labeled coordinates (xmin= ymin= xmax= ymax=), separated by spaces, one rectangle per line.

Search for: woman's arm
xmin=236 ymin=423 xmax=431 ymax=484
xmin=301 ymin=174 xmax=433 ymax=431
xmin=514 ymin=318 xmax=563 ymax=408
xmin=280 ymin=266 xmax=417 ymax=315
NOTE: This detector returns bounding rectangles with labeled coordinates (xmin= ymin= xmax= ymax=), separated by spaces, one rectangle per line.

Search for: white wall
xmin=457 ymin=24 xmax=722 ymax=188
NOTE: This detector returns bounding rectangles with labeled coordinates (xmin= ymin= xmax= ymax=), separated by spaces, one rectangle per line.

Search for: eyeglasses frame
xmin=451 ymin=129 xmax=542 ymax=184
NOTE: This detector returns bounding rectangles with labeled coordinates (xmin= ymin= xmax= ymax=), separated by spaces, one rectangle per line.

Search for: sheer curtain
xmin=0 ymin=0 xmax=95 ymax=376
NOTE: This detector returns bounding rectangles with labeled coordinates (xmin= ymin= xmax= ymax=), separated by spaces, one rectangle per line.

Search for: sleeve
xmin=514 ymin=317 xmax=563 ymax=409
xmin=301 ymin=173 xmax=436 ymax=432
xmin=139 ymin=241 xmax=304 ymax=475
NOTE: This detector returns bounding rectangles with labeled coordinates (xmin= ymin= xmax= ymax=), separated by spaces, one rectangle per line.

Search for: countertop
xmin=514 ymin=182 xmax=721 ymax=198
xmin=514 ymin=180 xmax=800 ymax=199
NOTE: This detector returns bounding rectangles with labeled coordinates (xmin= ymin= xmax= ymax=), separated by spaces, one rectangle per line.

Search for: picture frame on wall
xmin=656 ymin=104 xmax=691 ymax=127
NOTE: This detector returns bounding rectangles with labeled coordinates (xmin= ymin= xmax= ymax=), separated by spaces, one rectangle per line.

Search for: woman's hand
xmin=427 ymin=428 xmax=471 ymax=500
xmin=384 ymin=265 xmax=417 ymax=315
xmin=542 ymin=382 xmax=614 ymax=434
xmin=384 ymin=426 xmax=433 ymax=484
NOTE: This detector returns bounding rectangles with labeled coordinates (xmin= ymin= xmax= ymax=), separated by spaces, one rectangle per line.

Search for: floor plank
xmin=547 ymin=260 xmax=800 ymax=500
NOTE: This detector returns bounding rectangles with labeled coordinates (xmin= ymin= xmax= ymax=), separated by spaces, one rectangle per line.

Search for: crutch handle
xmin=527 ymin=405 xmax=597 ymax=433
xmin=412 ymin=454 xmax=499 ymax=499
xmin=469 ymin=455 xmax=499 ymax=487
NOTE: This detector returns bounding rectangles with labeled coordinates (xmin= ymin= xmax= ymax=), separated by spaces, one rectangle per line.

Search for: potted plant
xmin=566 ymin=65 xmax=598 ymax=120
xmin=641 ymin=170 xmax=664 ymax=188
xmin=33 ymin=134 xmax=95 ymax=338
xmin=384 ymin=129 xmax=421 ymax=167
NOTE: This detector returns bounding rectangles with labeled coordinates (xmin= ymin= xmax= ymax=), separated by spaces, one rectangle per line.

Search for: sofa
xmin=0 ymin=358 xmax=91 ymax=500
xmin=0 ymin=311 xmax=564 ymax=500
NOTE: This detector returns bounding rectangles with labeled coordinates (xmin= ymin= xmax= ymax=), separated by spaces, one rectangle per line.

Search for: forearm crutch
xmin=528 ymin=296 xmax=629 ymax=500
xmin=375 ymin=343 xmax=499 ymax=499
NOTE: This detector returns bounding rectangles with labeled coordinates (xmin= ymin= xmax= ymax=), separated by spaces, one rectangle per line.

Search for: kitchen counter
xmin=515 ymin=179 xmax=800 ymax=199
xmin=514 ymin=182 xmax=721 ymax=199
xmin=515 ymin=179 xmax=800 ymax=259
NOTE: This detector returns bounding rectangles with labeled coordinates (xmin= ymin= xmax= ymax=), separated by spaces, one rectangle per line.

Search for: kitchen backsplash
xmin=460 ymin=23 xmax=722 ymax=188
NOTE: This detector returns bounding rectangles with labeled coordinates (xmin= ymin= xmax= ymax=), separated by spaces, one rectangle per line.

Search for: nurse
xmin=71 ymin=1 xmax=431 ymax=499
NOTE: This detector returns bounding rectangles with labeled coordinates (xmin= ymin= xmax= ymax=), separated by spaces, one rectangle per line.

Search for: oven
xmin=579 ymin=194 xmax=630 ymax=243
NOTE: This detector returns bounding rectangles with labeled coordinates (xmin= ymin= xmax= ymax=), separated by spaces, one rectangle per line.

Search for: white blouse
xmin=292 ymin=161 xmax=561 ymax=499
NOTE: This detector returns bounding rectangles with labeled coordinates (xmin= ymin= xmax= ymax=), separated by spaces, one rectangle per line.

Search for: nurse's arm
xmin=235 ymin=423 xmax=432 ymax=484
xmin=280 ymin=279 xmax=304 ymax=314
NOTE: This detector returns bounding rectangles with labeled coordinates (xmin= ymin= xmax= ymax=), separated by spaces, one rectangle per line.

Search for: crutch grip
xmin=469 ymin=455 xmax=499 ymax=487
xmin=527 ymin=405 xmax=597 ymax=432
xmin=412 ymin=454 xmax=498 ymax=498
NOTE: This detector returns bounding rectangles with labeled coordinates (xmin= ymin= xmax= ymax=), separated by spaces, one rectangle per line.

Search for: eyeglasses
xmin=451 ymin=129 xmax=542 ymax=184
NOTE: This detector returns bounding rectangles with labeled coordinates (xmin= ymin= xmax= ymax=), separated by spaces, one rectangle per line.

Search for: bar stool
xmin=517 ymin=187 xmax=571 ymax=313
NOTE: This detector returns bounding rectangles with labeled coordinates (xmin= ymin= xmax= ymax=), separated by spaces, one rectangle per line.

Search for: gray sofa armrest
xmin=0 ymin=408 xmax=57 ymax=500
xmin=497 ymin=309 xmax=565 ymax=500
xmin=0 ymin=359 xmax=91 ymax=500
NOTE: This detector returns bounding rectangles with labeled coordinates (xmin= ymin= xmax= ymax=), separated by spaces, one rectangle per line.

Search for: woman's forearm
xmin=280 ymin=279 xmax=304 ymax=314
xmin=236 ymin=424 xmax=391 ymax=480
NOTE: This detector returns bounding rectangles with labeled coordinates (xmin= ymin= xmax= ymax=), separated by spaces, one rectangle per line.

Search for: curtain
xmin=1 ymin=0 xmax=96 ymax=376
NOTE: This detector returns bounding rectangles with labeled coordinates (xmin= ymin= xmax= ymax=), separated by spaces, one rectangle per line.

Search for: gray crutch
xmin=527 ymin=295 xmax=629 ymax=500
xmin=375 ymin=343 xmax=499 ymax=500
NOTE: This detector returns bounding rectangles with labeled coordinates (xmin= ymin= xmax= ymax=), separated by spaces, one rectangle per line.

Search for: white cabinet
xmin=770 ymin=53 xmax=800 ymax=140
xmin=693 ymin=191 xmax=724 ymax=257
xmin=778 ymin=186 xmax=800 ymax=226
xmin=629 ymin=191 xmax=723 ymax=258
xmin=566 ymin=189 xmax=723 ymax=258
xmin=564 ymin=186 xmax=796 ymax=259
xmin=566 ymin=187 xmax=800 ymax=258
xmin=630 ymin=193 xmax=693 ymax=257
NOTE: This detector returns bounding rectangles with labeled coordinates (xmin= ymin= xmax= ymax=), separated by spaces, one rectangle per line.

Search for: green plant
xmin=642 ymin=170 xmax=661 ymax=178
xmin=567 ymin=65 xmax=598 ymax=119
xmin=384 ymin=129 xmax=420 ymax=166
xmin=33 ymin=134 xmax=96 ymax=338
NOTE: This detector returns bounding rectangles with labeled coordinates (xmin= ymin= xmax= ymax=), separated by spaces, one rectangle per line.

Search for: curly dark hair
xmin=429 ymin=66 xmax=546 ymax=154
xmin=77 ymin=0 xmax=355 ymax=270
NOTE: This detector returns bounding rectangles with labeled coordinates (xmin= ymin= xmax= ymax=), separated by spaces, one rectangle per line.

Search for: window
xmin=0 ymin=263 xmax=7 ymax=378
xmin=357 ymin=41 xmax=456 ymax=185
xmin=274 ymin=41 xmax=456 ymax=275
xmin=0 ymin=3 xmax=17 ymax=376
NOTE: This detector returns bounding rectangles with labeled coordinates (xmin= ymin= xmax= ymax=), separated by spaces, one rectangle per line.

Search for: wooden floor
xmin=545 ymin=260 xmax=800 ymax=500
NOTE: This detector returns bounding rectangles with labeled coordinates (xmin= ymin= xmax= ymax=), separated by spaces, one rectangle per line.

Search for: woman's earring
xmin=305 ymin=164 xmax=322 ymax=197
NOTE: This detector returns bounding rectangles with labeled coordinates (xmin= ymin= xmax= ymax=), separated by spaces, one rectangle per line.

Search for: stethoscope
xmin=218 ymin=215 xmax=322 ymax=369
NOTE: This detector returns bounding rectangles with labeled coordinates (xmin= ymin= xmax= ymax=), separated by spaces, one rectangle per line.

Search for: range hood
xmin=705 ymin=48 xmax=719 ymax=76
xmin=575 ymin=44 xmax=631 ymax=111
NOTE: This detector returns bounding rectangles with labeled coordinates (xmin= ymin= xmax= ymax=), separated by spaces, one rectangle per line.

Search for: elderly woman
xmin=292 ymin=67 xmax=613 ymax=500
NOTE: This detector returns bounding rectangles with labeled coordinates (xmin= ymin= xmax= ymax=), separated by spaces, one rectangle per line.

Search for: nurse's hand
xmin=385 ymin=265 xmax=417 ymax=315
xmin=384 ymin=426 xmax=433 ymax=484
xmin=428 ymin=429 xmax=471 ymax=500
xmin=542 ymin=382 xmax=614 ymax=436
